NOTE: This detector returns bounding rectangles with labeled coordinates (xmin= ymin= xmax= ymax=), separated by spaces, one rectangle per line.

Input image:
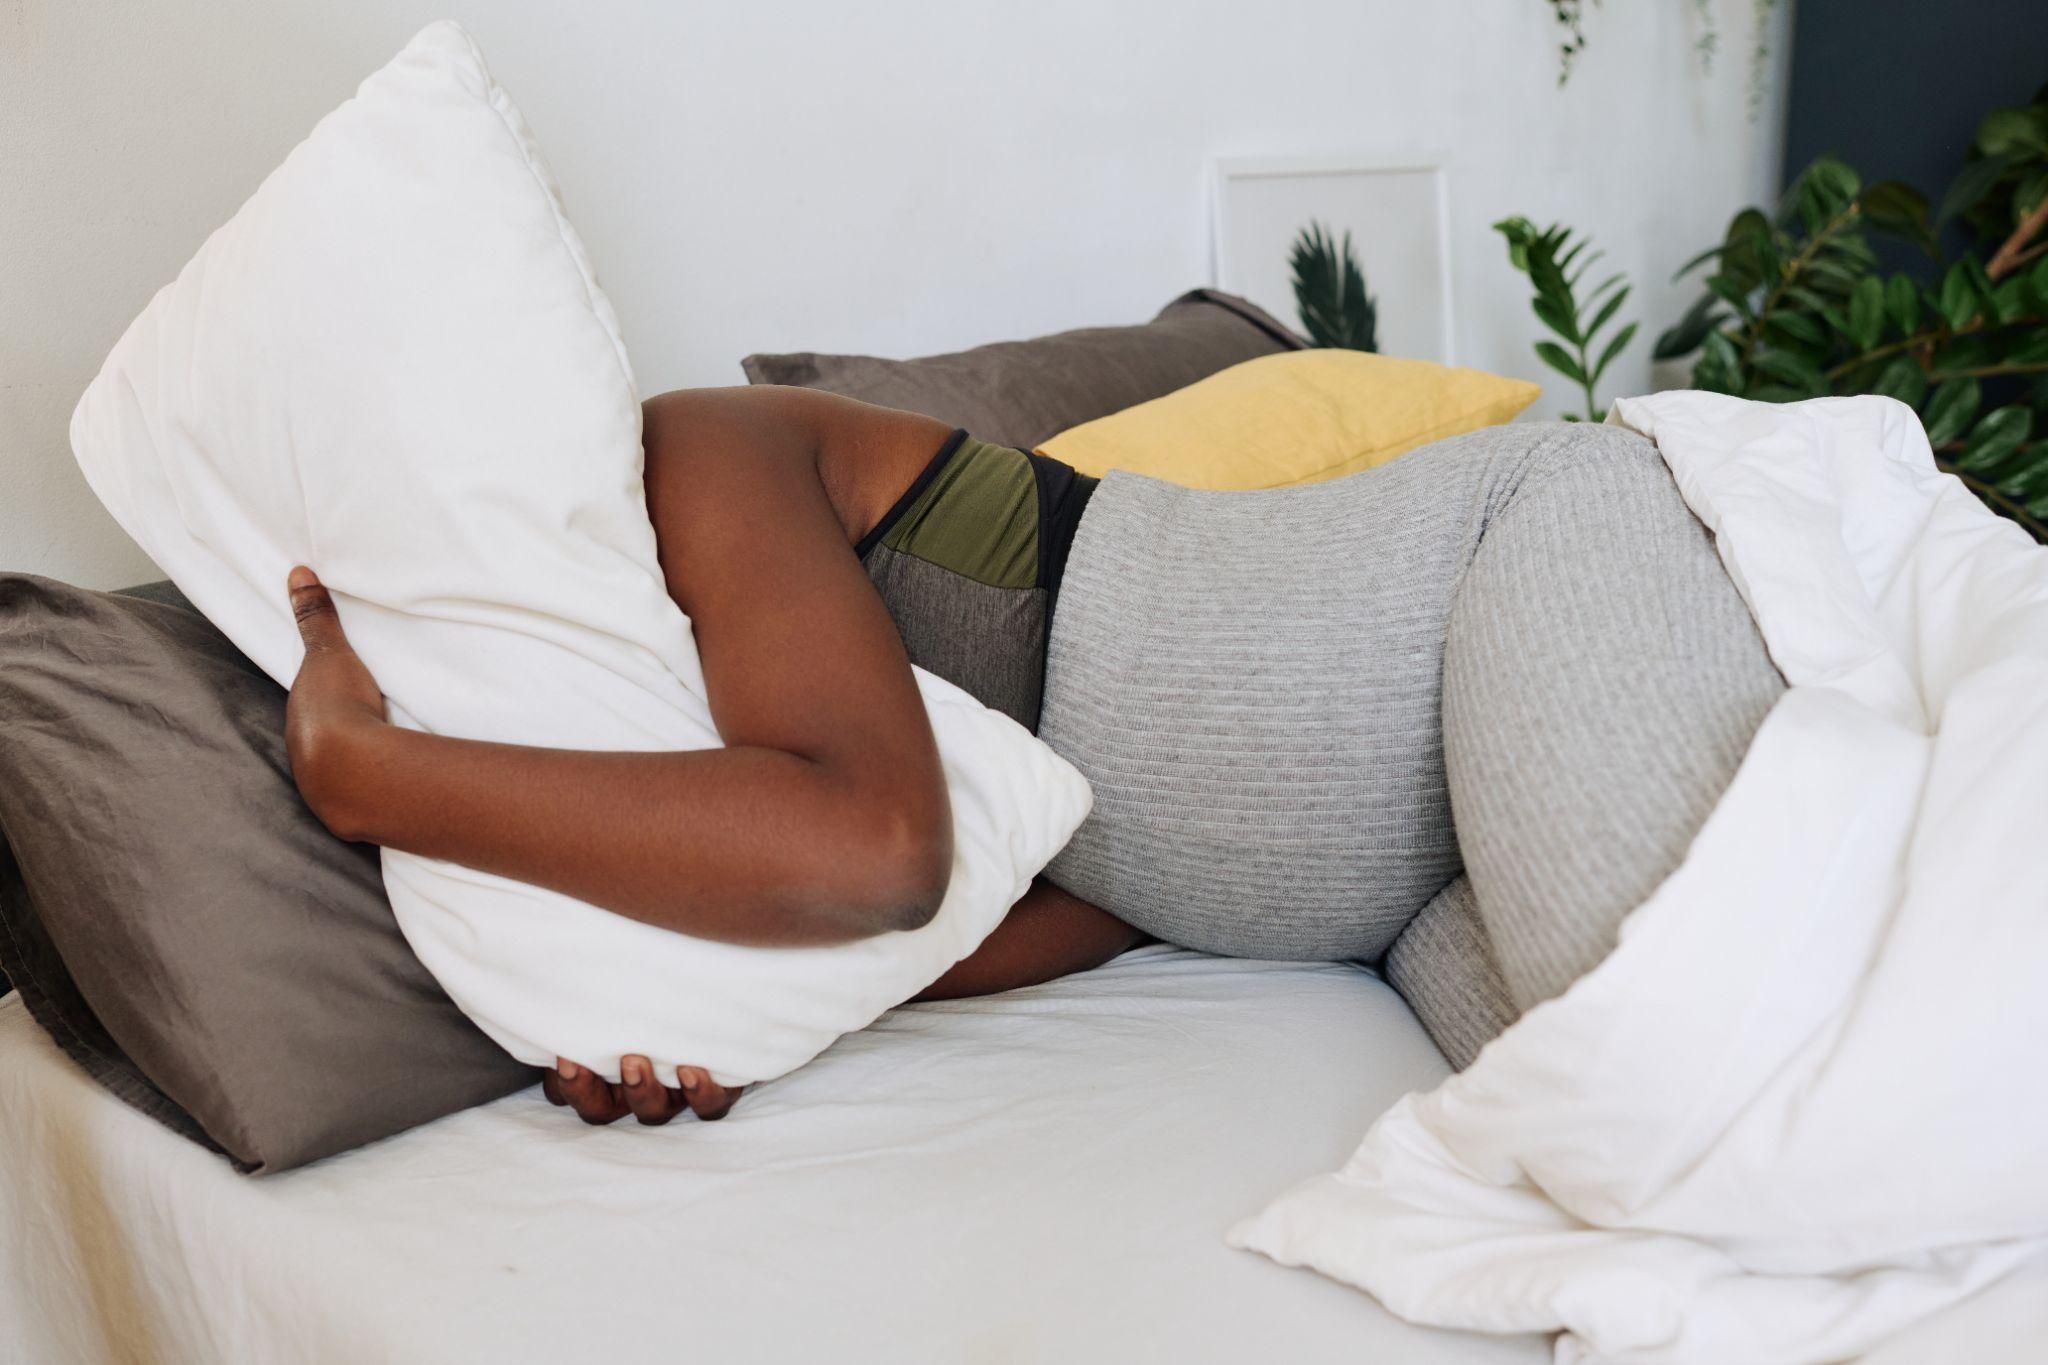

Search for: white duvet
xmin=1232 ymin=392 xmax=2048 ymax=1362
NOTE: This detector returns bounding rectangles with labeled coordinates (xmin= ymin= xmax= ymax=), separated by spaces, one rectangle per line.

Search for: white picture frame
xmin=1211 ymin=155 xmax=1455 ymax=364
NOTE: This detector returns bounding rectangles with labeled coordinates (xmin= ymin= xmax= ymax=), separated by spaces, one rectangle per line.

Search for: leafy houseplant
xmin=1657 ymin=83 xmax=2048 ymax=539
xmin=1493 ymin=216 xmax=1638 ymax=422
xmin=1289 ymin=222 xmax=1378 ymax=352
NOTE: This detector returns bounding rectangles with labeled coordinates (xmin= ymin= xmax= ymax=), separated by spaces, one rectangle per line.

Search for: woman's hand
xmin=542 ymin=1056 xmax=744 ymax=1125
xmin=283 ymin=566 xmax=388 ymax=840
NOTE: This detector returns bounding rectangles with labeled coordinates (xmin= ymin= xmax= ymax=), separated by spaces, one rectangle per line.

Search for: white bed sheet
xmin=0 ymin=949 xmax=1544 ymax=1365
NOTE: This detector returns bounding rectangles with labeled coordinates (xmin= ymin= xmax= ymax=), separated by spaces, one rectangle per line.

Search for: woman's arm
xmin=914 ymin=879 xmax=1148 ymax=1001
xmin=545 ymin=877 xmax=1148 ymax=1127
xmin=285 ymin=388 xmax=958 ymax=948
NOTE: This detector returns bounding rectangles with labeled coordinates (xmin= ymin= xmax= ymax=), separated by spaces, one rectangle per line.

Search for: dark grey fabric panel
xmin=0 ymin=574 xmax=531 ymax=1172
xmin=741 ymin=289 xmax=1306 ymax=451
xmin=862 ymin=544 xmax=1047 ymax=730
xmin=1382 ymin=876 xmax=1515 ymax=1071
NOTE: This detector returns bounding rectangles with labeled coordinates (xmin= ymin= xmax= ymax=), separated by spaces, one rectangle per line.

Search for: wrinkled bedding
xmin=1232 ymin=393 xmax=2048 ymax=1363
xmin=0 ymin=952 xmax=1544 ymax=1365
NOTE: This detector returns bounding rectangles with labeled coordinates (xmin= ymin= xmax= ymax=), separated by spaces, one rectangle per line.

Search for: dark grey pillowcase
xmin=741 ymin=288 xmax=1305 ymax=450
xmin=0 ymin=574 xmax=531 ymax=1172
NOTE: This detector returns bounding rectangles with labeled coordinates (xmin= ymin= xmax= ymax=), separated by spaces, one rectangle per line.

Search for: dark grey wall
xmin=1783 ymin=0 xmax=2046 ymax=200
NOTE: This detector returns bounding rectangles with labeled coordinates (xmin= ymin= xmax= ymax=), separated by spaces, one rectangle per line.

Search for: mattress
xmin=0 ymin=948 xmax=1543 ymax=1365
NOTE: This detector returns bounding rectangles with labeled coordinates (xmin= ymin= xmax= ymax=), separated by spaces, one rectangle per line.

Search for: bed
xmin=0 ymin=946 xmax=1546 ymax=1364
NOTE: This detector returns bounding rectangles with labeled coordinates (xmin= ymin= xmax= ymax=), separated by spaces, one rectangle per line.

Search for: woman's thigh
xmin=1440 ymin=423 xmax=1785 ymax=1009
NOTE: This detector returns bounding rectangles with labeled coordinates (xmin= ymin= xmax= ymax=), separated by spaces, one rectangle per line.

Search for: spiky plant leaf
xmin=1288 ymin=222 xmax=1379 ymax=352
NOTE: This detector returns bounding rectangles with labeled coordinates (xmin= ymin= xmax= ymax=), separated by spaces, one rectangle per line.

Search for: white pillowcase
xmin=70 ymin=21 xmax=1092 ymax=1088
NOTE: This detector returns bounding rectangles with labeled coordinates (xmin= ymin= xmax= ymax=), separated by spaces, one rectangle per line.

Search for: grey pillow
xmin=0 ymin=574 xmax=531 ymax=1172
xmin=741 ymin=288 xmax=1305 ymax=450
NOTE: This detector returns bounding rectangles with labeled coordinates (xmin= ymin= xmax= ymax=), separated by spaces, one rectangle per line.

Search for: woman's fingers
xmin=550 ymin=1058 xmax=628 ymax=1125
xmin=678 ymin=1066 xmax=745 ymax=1121
xmin=545 ymin=1058 xmax=741 ymax=1125
xmin=619 ymin=1055 xmax=688 ymax=1126
xmin=286 ymin=566 xmax=351 ymax=655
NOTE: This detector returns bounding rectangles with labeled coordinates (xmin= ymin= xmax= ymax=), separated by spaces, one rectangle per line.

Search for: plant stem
xmin=1928 ymin=360 xmax=2048 ymax=381
xmin=1987 ymin=197 xmax=2048 ymax=281
xmin=1577 ymin=335 xmax=1598 ymax=421
xmin=1824 ymin=310 xmax=2048 ymax=382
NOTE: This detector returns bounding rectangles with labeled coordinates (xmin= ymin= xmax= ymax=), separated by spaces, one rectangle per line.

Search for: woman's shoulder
xmin=641 ymin=385 xmax=952 ymax=547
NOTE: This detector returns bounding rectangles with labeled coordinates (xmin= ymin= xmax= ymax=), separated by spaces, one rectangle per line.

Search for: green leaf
xmin=1885 ymin=274 xmax=1922 ymax=336
xmin=2030 ymin=256 xmax=2048 ymax=313
xmin=1963 ymin=257 xmax=2000 ymax=311
xmin=1869 ymin=356 xmax=1929 ymax=408
xmin=1493 ymin=215 xmax=1538 ymax=245
xmin=1823 ymin=233 xmax=1880 ymax=269
xmin=1702 ymin=329 xmax=1743 ymax=377
xmin=1531 ymin=257 xmax=1573 ymax=307
xmin=1532 ymin=294 xmax=1580 ymax=344
xmin=2016 ymin=168 xmax=2048 ymax=223
xmin=1795 ymin=184 xmax=1828 ymax=241
xmin=1290 ymin=222 xmax=1379 ymax=350
xmin=1592 ymin=321 xmax=1639 ymax=385
xmin=1671 ymin=243 xmax=1725 ymax=281
xmin=1784 ymin=284 xmax=1838 ymax=314
xmin=1998 ymin=453 xmax=2048 ymax=501
xmin=1494 ymin=216 xmax=1538 ymax=271
xmin=1860 ymin=179 xmax=1937 ymax=254
xmin=1726 ymin=206 xmax=1773 ymax=245
xmin=1585 ymin=284 xmax=1631 ymax=342
xmin=1763 ymin=310 xmax=1827 ymax=348
xmin=1534 ymin=340 xmax=1587 ymax=385
xmin=1991 ymin=277 xmax=2031 ymax=324
xmin=1584 ymin=273 xmax=1627 ymax=305
xmin=1805 ymin=257 xmax=1865 ymax=293
xmin=2010 ymin=329 xmax=2048 ymax=365
xmin=1938 ymin=263 xmax=1980 ymax=331
xmin=1937 ymin=151 xmax=2024 ymax=227
xmin=1955 ymin=406 xmax=2032 ymax=472
xmin=1718 ymin=208 xmax=1776 ymax=289
xmin=1806 ymin=155 xmax=1862 ymax=210
xmin=1922 ymin=377 xmax=1984 ymax=448
xmin=1705 ymin=274 xmax=1755 ymax=320
xmin=1977 ymin=106 xmax=2048 ymax=159
xmin=1848 ymin=276 xmax=1887 ymax=351
xmin=1653 ymin=293 xmax=1729 ymax=360
xmin=1753 ymin=347 xmax=1828 ymax=396
xmin=1932 ymin=333 xmax=1998 ymax=374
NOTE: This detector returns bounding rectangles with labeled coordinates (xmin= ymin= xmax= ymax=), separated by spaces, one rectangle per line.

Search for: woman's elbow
xmin=845 ymin=798 xmax=954 ymax=935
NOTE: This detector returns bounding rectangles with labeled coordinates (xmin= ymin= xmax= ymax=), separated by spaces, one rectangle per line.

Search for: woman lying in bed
xmin=281 ymin=385 xmax=1784 ymax=1128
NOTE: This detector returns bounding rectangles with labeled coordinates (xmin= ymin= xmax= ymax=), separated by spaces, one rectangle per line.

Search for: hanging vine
xmin=1553 ymin=0 xmax=1778 ymax=117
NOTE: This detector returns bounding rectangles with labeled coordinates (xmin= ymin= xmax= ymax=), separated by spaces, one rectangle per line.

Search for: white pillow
xmin=70 ymin=21 xmax=1092 ymax=1088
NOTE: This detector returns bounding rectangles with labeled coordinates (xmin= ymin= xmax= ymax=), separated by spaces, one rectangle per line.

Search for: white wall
xmin=2 ymin=0 xmax=1789 ymax=587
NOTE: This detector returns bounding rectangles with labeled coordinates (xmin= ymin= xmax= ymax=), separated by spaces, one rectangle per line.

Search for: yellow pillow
xmin=1037 ymin=349 xmax=1540 ymax=490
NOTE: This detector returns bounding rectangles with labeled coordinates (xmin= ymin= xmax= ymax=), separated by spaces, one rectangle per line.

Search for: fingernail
xmin=557 ymin=1060 xmax=578 ymax=1080
xmin=622 ymin=1059 xmax=643 ymax=1086
xmin=679 ymin=1068 xmax=700 ymax=1091
xmin=288 ymin=565 xmax=317 ymax=591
